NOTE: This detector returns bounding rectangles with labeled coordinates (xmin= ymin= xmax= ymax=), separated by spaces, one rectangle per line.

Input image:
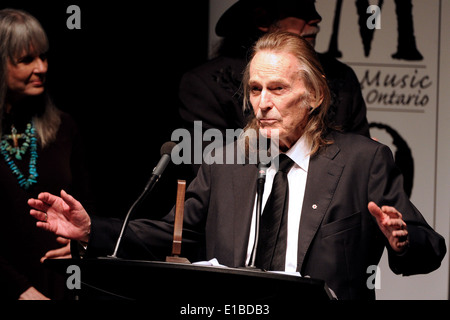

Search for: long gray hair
xmin=0 ymin=8 xmax=60 ymax=147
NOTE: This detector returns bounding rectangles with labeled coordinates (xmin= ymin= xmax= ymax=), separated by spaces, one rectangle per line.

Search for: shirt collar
xmin=283 ymin=135 xmax=311 ymax=172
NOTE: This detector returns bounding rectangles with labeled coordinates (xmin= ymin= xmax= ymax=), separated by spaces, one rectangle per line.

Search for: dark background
xmin=1 ymin=1 xmax=209 ymax=218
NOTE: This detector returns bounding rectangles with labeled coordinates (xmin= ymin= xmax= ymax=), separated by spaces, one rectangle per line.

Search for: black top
xmin=0 ymin=112 xmax=93 ymax=299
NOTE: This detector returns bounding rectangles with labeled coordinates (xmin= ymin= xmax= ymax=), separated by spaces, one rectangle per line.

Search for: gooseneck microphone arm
xmin=248 ymin=161 xmax=270 ymax=268
xmin=109 ymin=141 xmax=176 ymax=258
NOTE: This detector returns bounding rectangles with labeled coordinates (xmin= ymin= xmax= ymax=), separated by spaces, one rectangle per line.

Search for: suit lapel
xmin=231 ymin=163 xmax=258 ymax=266
xmin=297 ymin=142 xmax=344 ymax=272
xmin=224 ymin=141 xmax=344 ymax=270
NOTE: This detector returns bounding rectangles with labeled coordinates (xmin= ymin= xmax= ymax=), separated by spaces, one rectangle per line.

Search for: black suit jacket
xmin=87 ymin=132 xmax=445 ymax=300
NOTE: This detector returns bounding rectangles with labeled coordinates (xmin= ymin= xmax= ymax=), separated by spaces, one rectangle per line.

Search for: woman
xmin=0 ymin=8 xmax=93 ymax=299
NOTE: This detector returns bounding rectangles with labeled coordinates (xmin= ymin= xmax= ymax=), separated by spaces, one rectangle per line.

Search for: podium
xmin=45 ymin=258 xmax=334 ymax=303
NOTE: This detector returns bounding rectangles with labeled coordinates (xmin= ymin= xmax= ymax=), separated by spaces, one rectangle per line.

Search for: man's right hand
xmin=28 ymin=190 xmax=91 ymax=243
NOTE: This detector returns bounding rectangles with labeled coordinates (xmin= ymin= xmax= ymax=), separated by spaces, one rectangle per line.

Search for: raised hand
xmin=368 ymin=201 xmax=409 ymax=253
xmin=28 ymin=190 xmax=91 ymax=242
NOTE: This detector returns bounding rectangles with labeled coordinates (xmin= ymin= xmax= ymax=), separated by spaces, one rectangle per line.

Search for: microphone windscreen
xmin=160 ymin=141 xmax=177 ymax=156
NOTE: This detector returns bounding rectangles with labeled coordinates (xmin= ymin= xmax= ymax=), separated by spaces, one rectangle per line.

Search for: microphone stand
xmin=109 ymin=142 xmax=176 ymax=258
xmin=108 ymin=177 xmax=159 ymax=258
xmin=248 ymin=162 xmax=269 ymax=268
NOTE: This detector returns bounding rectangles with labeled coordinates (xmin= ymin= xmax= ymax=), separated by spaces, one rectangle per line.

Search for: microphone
xmin=144 ymin=141 xmax=177 ymax=194
xmin=257 ymin=160 xmax=269 ymax=196
xmin=109 ymin=141 xmax=177 ymax=258
xmin=248 ymin=161 xmax=270 ymax=268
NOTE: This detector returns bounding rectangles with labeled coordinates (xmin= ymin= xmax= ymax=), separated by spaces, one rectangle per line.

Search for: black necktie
xmin=255 ymin=154 xmax=295 ymax=271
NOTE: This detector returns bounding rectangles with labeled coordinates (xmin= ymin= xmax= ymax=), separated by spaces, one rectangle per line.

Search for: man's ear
xmin=312 ymin=96 xmax=324 ymax=108
xmin=258 ymin=26 xmax=269 ymax=32
xmin=309 ymin=95 xmax=324 ymax=114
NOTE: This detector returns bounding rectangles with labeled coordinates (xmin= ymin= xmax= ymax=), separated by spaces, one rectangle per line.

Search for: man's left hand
xmin=368 ymin=201 xmax=409 ymax=253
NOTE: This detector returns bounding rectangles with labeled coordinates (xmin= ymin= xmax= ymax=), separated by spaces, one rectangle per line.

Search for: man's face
xmin=269 ymin=17 xmax=320 ymax=47
xmin=249 ymin=50 xmax=310 ymax=151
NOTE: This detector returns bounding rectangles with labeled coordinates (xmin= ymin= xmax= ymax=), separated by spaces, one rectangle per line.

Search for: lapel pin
xmin=312 ymin=204 xmax=318 ymax=210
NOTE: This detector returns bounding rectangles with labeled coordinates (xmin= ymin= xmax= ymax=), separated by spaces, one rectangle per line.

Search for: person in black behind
xmin=179 ymin=0 xmax=370 ymax=175
xmin=0 ymin=8 xmax=94 ymax=299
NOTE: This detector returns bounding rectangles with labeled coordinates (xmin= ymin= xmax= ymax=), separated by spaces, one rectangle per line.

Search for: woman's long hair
xmin=0 ymin=8 xmax=60 ymax=147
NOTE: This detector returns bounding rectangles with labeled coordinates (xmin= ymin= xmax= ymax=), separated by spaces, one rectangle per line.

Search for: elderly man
xmin=29 ymin=32 xmax=445 ymax=300
xmin=179 ymin=0 xmax=370 ymax=177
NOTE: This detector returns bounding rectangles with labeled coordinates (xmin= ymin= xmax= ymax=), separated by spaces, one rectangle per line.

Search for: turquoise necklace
xmin=0 ymin=122 xmax=38 ymax=189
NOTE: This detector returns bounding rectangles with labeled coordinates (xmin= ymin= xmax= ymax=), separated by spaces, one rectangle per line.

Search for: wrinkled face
xmin=6 ymin=51 xmax=48 ymax=100
xmin=249 ymin=50 xmax=310 ymax=151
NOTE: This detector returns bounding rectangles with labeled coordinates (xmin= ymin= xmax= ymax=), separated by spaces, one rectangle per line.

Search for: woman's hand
xmin=40 ymin=237 xmax=72 ymax=263
xmin=19 ymin=286 xmax=50 ymax=300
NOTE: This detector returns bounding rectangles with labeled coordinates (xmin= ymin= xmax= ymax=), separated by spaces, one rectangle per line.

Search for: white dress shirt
xmin=246 ymin=135 xmax=311 ymax=272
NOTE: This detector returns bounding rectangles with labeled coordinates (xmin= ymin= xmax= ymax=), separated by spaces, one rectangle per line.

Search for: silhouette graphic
xmin=326 ymin=0 xmax=423 ymax=60
xmin=391 ymin=0 xmax=423 ymax=60
xmin=356 ymin=0 xmax=384 ymax=57
xmin=327 ymin=0 xmax=344 ymax=58
xmin=369 ymin=122 xmax=414 ymax=198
